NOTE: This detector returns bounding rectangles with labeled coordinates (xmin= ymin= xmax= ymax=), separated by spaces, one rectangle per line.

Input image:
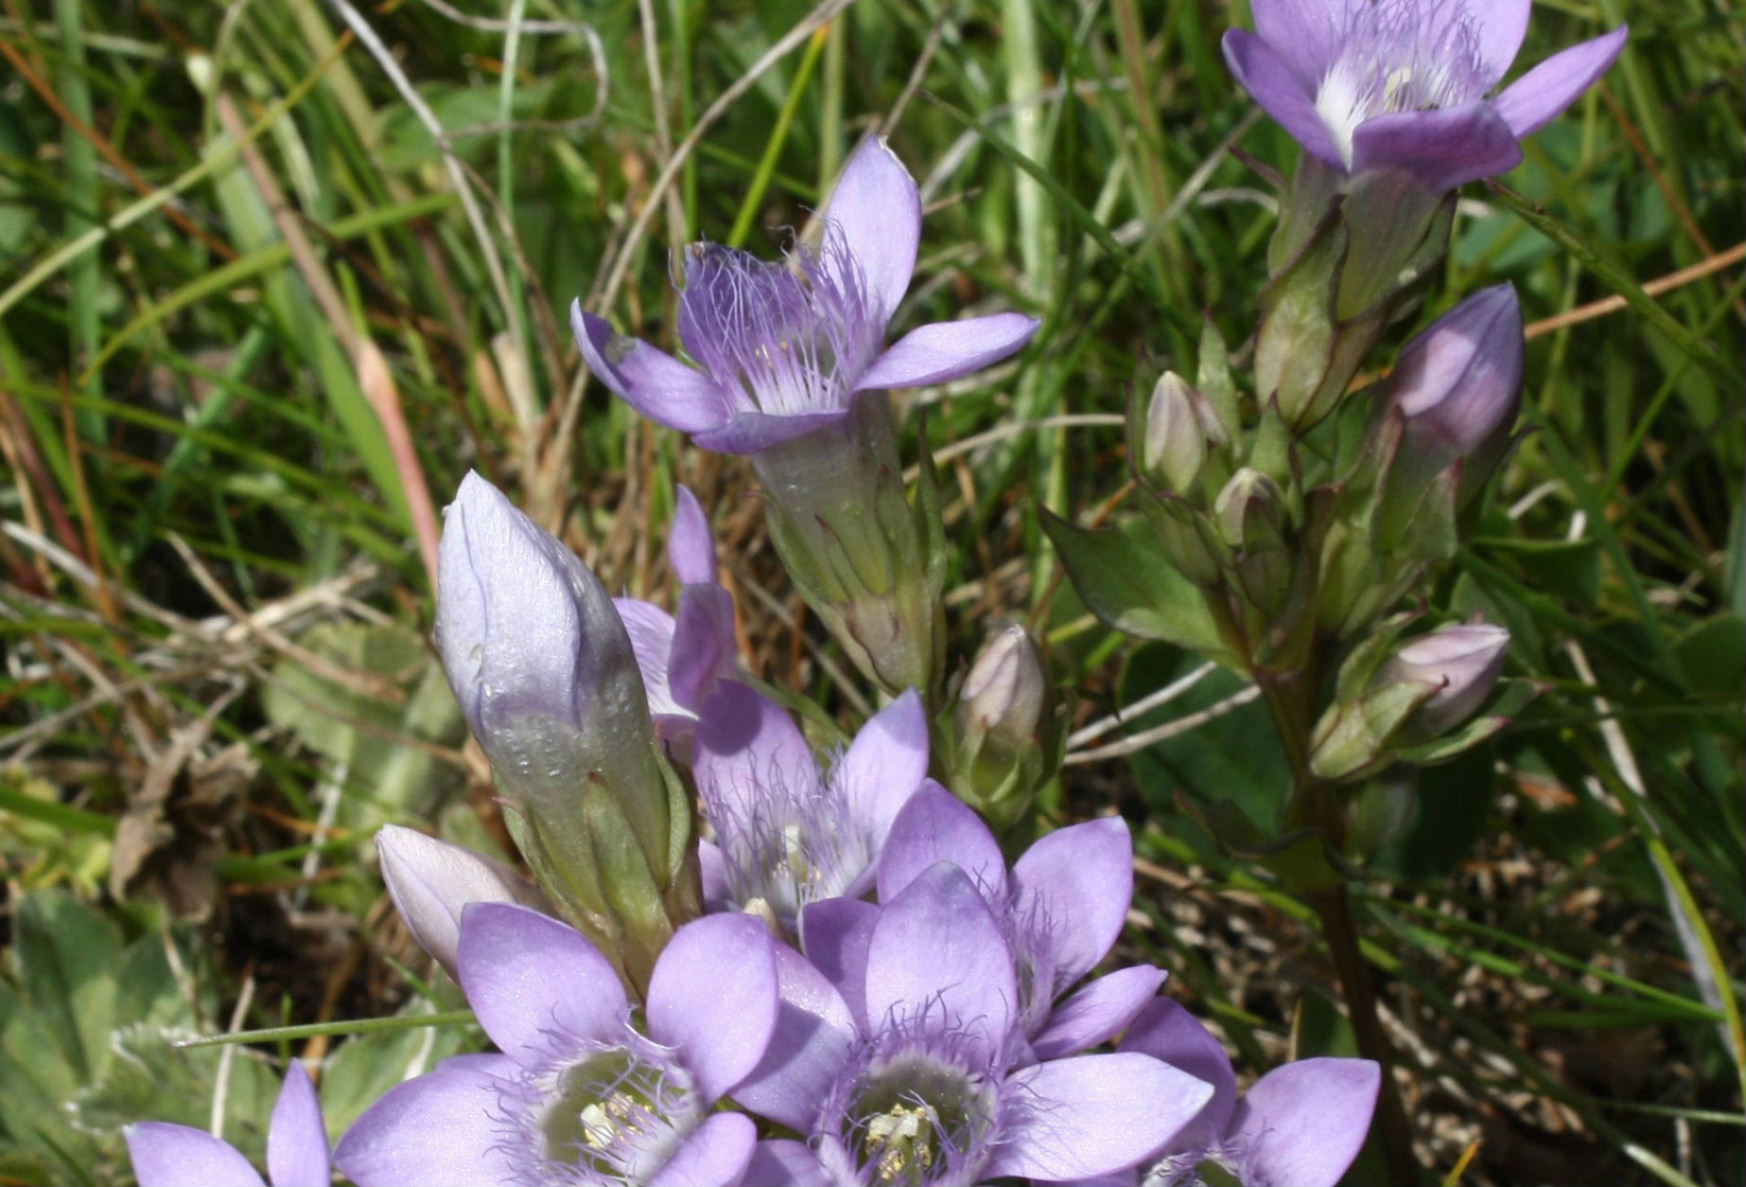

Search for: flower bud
xmin=1380 ymin=622 xmax=1510 ymax=737
xmin=1213 ymin=468 xmax=1285 ymax=552
xmin=1140 ymin=372 xmax=1223 ymax=494
xmin=435 ymin=471 xmax=698 ymax=992
xmin=957 ymin=626 xmax=1046 ymax=751
xmin=1391 ymin=285 xmax=1524 ymax=472
xmin=376 ymin=825 xmax=550 ymax=978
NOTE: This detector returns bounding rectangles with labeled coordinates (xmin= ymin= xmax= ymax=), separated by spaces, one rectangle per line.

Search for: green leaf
xmin=1040 ymin=509 xmax=1231 ymax=661
xmin=13 ymin=890 xmax=122 ymax=1083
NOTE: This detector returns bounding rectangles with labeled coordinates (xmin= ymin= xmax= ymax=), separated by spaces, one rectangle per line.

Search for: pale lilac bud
xmin=1392 ymin=285 xmax=1524 ymax=470
xmin=958 ymin=626 xmax=1046 ymax=749
xmin=375 ymin=825 xmax=549 ymax=978
xmin=1142 ymin=372 xmax=1226 ymax=493
xmin=1382 ymin=622 xmax=1510 ymax=736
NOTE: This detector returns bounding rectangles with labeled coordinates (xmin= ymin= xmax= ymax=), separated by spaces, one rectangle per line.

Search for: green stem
xmin=1263 ymin=670 xmax=1422 ymax=1187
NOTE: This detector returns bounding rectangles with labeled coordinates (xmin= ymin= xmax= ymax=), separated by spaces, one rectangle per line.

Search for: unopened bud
xmin=958 ymin=626 xmax=1046 ymax=750
xmin=1380 ymin=622 xmax=1510 ymax=737
xmin=1141 ymin=373 xmax=1223 ymax=493
xmin=1213 ymin=468 xmax=1285 ymax=552
xmin=376 ymin=825 xmax=550 ymax=978
xmin=435 ymin=471 xmax=696 ymax=991
xmin=1392 ymin=285 xmax=1524 ymax=472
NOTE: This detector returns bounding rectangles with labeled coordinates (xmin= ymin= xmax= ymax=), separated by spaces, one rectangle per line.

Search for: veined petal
xmin=1350 ymin=101 xmax=1523 ymax=192
xmin=821 ymin=138 xmax=921 ymax=324
xmin=835 ymin=688 xmax=930 ymax=841
xmin=648 ymin=1113 xmax=757 ymax=1187
xmin=1012 ymin=816 xmax=1133 ymax=988
xmin=266 ymin=1062 xmax=329 ymax=1187
xmin=333 ymin=1056 xmax=518 ymax=1187
xmin=1119 ymin=997 xmax=1238 ymax=1153
xmin=647 ymin=913 xmax=780 ymax=1103
xmin=731 ymin=943 xmax=858 ymax=1132
xmin=1232 ymin=1058 xmax=1381 ymax=1187
xmin=865 ymin=863 xmax=1017 ymax=1066
xmin=126 ymin=1124 xmax=264 ymax=1187
xmin=875 ymin=784 xmax=1006 ymax=906
xmin=572 ymin=303 xmax=732 ymax=434
xmin=856 ymin=313 xmax=1040 ymax=392
xmin=457 ymin=903 xmax=626 ymax=1066
xmin=1030 ymin=965 xmax=1167 ymax=1061
xmin=799 ymin=897 xmax=881 ymax=1035
xmin=989 ymin=1053 xmax=1214 ymax=1181
xmin=1222 ymin=29 xmax=1346 ymax=168
xmin=1495 ymin=27 xmax=1629 ymax=140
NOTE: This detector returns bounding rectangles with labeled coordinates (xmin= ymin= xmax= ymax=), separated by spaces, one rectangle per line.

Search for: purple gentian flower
xmin=693 ymin=680 xmax=930 ymax=924
xmin=1224 ymin=0 xmax=1627 ymax=192
xmin=575 ymin=138 xmax=1040 ymax=454
xmin=876 ymin=786 xmax=1166 ymax=1057
xmin=1106 ymin=998 xmax=1381 ymax=1187
xmin=614 ymin=485 xmax=739 ymax=752
xmin=729 ymin=863 xmax=1213 ymax=1185
xmin=335 ymin=904 xmax=779 ymax=1186
xmin=127 ymin=1062 xmax=329 ymax=1187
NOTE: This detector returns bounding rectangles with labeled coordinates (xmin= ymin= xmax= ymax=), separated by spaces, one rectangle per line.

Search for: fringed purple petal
xmin=744 ymin=1140 xmax=833 ymax=1187
xmin=456 ymin=902 xmax=626 ymax=1065
xmin=572 ymin=303 xmax=732 ymax=433
xmin=1222 ymin=29 xmax=1345 ymax=168
xmin=1468 ymin=0 xmax=1532 ymax=85
xmin=821 ymin=138 xmax=921 ymax=324
xmin=1349 ymin=101 xmax=1523 ymax=192
xmin=865 ymin=863 xmax=1016 ymax=1066
xmin=668 ymin=585 xmax=737 ymax=712
xmin=1250 ymin=0 xmax=1341 ymax=83
xmin=989 ymin=1053 xmax=1215 ymax=1181
xmin=126 ymin=1125 xmax=264 ymax=1187
xmin=875 ymin=783 xmax=1005 ymax=905
xmin=834 ymin=688 xmax=930 ymax=841
xmin=1119 ymin=997 xmax=1239 ymax=1154
xmin=1030 ymin=965 xmax=1167 ymax=1061
xmin=267 ymin=1062 xmax=329 ymax=1187
xmin=691 ymin=408 xmax=847 ymax=454
xmin=799 ymin=896 xmax=881 ymax=1035
xmin=1495 ymin=27 xmax=1629 ymax=139
xmin=730 ymin=943 xmax=859 ymax=1132
xmin=647 ymin=913 xmax=779 ymax=1103
xmin=1231 ymin=1058 xmax=1382 ymax=1187
xmin=669 ymin=485 xmax=717 ymax=585
xmin=856 ymin=313 xmax=1040 ymax=392
xmin=694 ymin=681 xmax=818 ymax=826
xmin=648 ymin=1113 xmax=757 ymax=1187
xmin=1012 ymin=816 xmax=1133 ymax=988
xmin=333 ymin=1056 xmax=519 ymax=1187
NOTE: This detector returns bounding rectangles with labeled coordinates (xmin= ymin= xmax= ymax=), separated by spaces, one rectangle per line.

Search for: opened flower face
xmin=575 ymin=138 xmax=1039 ymax=455
xmin=335 ymin=906 xmax=780 ymax=1187
xmin=1224 ymin=0 xmax=1627 ymax=192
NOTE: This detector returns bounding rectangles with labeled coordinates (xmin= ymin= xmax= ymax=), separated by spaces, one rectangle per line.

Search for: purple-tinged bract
xmin=1223 ymin=0 xmax=1627 ymax=192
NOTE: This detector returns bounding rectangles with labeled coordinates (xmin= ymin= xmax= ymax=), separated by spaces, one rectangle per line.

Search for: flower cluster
xmin=125 ymin=3 xmax=1628 ymax=1180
